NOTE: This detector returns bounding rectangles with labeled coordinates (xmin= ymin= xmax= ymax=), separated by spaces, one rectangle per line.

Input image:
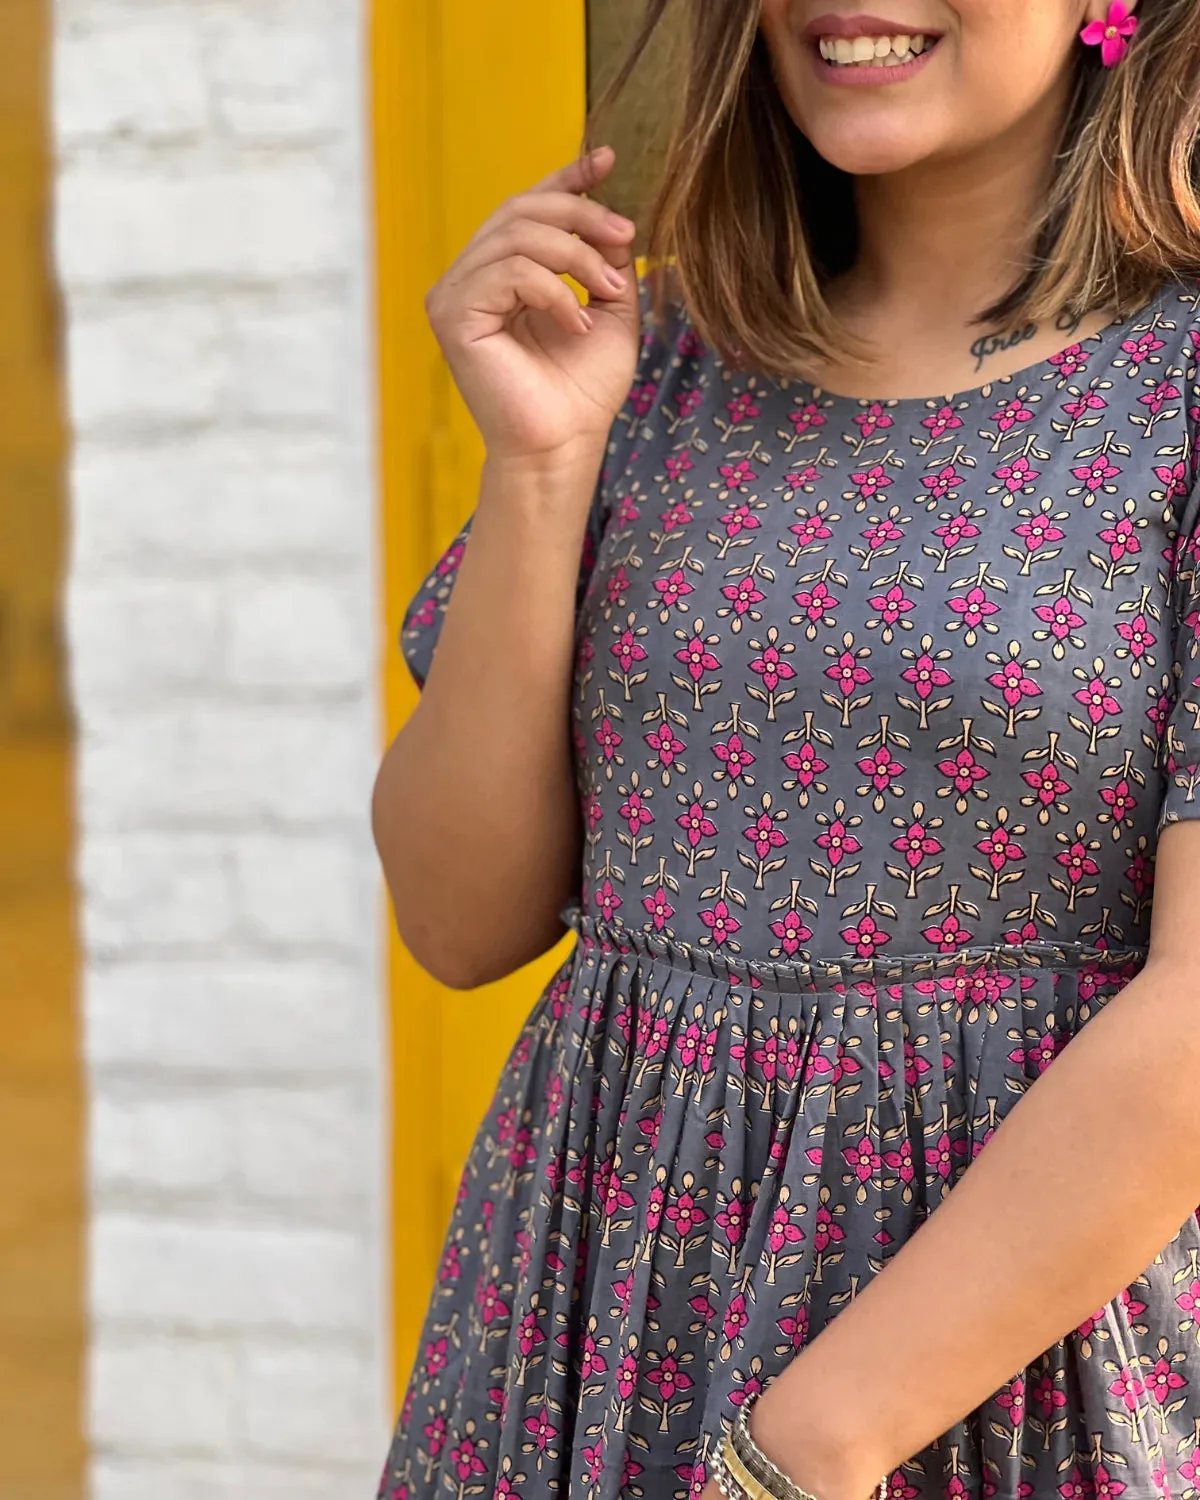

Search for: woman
xmin=373 ymin=2 xmax=1200 ymax=1497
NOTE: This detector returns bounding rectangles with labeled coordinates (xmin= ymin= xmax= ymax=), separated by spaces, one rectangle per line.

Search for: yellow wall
xmin=0 ymin=1 xmax=85 ymax=1496
xmin=371 ymin=0 xmax=587 ymax=1396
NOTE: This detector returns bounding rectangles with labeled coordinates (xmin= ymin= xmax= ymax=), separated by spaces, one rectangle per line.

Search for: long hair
xmin=587 ymin=0 xmax=1200 ymax=376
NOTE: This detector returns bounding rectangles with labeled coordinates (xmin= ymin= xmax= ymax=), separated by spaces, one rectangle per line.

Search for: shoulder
xmin=594 ymin=273 xmax=708 ymax=515
xmin=1138 ymin=280 xmax=1200 ymax=578
xmin=1156 ymin=278 xmax=1200 ymax=475
xmin=1133 ymin=276 xmax=1200 ymax=369
xmin=1099 ymin=278 xmax=1200 ymax=489
xmin=1080 ymin=276 xmax=1200 ymax=418
xmin=1175 ymin=278 xmax=1200 ymax=388
xmin=633 ymin=265 xmax=714 ymax=380
xmin=612 ymin=269 xmax=714 ymax=439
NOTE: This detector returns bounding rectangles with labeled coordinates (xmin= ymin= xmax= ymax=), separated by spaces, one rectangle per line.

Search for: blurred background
xmin=0 ymin=1 xmax=675 ymax=1496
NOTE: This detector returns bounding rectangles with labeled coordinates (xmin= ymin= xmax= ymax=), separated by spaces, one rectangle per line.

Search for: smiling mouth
xmin=817 ymin=31 xmax=940 ymax=67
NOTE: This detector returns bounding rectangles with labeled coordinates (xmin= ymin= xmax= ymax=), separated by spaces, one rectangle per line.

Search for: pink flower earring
xmin=1080 ymin=1 xmax=1138 ymax=66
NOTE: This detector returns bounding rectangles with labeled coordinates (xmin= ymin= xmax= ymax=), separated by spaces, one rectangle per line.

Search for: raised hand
xmin=424 ymin=146 xmax=642 ymax=466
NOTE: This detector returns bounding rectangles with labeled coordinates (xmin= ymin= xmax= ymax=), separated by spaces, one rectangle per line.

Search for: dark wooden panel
xmin=586 ymin=0 xmax=683 ymax=229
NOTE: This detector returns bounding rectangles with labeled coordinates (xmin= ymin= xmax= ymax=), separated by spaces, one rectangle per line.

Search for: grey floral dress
xmin=378 ymin=277 xmax=1200 ymax=1500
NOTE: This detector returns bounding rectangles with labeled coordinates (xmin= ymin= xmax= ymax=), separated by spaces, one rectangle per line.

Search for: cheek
xmin=757 ymin=3 xmax=795 ymax=81
xmin=955 ymin=2 xmax=1079 ymax=93
xmin=950 ymin=20 xmax=1076 ymax=131
xmin=757 ymin=0 xmax=791 ymax=31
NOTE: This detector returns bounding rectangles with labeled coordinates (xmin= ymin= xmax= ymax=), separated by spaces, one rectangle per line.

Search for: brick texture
xmin=52 ymin=0 xmax=389 ymax=1489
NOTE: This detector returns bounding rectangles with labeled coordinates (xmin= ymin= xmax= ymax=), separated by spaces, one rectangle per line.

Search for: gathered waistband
xmin=560 ymin=904 xmax=1149 ymax=995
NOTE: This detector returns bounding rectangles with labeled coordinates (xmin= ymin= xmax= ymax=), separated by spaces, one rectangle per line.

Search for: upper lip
xmin=803 ymin=12 xmax=940 ymax=38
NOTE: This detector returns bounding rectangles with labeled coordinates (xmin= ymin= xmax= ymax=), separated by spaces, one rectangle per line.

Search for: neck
xmin=838 ymin=87 xmax=1070 ymax=332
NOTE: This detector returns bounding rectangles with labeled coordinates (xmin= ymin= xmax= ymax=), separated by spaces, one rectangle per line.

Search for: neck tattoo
xmin=968 ymin=309 xmax=1084 ymax=375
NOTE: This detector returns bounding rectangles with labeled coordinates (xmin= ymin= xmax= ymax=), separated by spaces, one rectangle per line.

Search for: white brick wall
xmin=52 ymin=0 xmax=388 ymax=1493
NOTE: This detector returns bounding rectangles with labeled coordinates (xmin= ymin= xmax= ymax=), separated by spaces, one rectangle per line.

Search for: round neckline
xmin=781 ymin=303 xmax=1142 ymax=411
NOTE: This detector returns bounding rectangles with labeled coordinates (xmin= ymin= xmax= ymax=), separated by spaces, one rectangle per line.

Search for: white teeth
xmin=819 ymin=30 xmax=935 ymax=66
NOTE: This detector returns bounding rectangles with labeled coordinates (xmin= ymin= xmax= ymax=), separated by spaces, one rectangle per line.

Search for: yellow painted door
xmin=372 ymin=0 xmax=586 ymax=1397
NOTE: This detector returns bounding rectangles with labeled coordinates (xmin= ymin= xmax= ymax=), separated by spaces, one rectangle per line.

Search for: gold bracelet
xmin=716 ymin=1394 xmax=890 ymax=1500
xmin=725 ymin=1433 xmax=793 ymax=1500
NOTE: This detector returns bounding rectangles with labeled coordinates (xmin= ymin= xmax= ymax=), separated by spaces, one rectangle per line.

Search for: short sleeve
xmin=398 ymin=281 xmax=669 ymax=690
xmin=1158 ymin=470 xmax=1200 ymax=834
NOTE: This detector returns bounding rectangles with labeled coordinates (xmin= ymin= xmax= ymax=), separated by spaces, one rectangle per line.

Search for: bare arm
xmin=722 ymin=818 xmax=1200 ymax=1500
xmin=371 ymin=147 xmax=640 ymax=989
xmin=372 ymin=451 xmax=604 ymax=989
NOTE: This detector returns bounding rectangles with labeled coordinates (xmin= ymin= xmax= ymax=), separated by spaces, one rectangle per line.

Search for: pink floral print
xmin=381 ymin=282 xmax=1200 ymax=1500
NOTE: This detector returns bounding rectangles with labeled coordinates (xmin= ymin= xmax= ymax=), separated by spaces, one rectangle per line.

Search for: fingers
xmin=452 ymin=179 xmax=636 ymax=290
xmin=465 ymin=257 xmax=594 ymax=339
xmin=425 ymin=147 xmax=638 ymax=347
xmin=451 ymin=220 xmax=630 ymax=304
xmin=528 ymin=144 xmax=617 ymax=197
xmin=453 ymin=149 xmax=634 ymax=279
xmin=480 ymin=190 xmax=633 ymax=248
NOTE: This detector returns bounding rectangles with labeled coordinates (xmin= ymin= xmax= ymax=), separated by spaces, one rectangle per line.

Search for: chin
xmin=803 ymin=121 xmax=936 ymax=177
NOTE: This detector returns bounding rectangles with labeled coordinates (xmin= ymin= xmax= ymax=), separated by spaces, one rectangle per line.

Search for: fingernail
xmin=605 ymin=269 xmax=626 ymax=292
xmin=590 ymin=145 xmax=612 ymax=162
xmin=579 ymin=307 xmax=594 ymax=331
xmin=608 ymin=213 xmax=635 ymax=232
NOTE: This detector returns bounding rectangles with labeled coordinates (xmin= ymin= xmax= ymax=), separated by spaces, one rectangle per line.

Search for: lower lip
xmin=811 ymin=40 xmax=938 ymax=86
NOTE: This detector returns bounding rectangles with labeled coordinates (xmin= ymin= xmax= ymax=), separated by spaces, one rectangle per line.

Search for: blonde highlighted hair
xmin=588 ymin=0 xmax=1200 ymax=376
